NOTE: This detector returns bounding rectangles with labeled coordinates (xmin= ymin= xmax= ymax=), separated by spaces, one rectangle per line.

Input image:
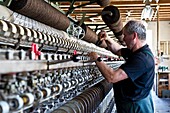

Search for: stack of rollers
xmin=8 ymin=0 xmax=110 ymax=48
xmin=52 ymin=80 xmax=114 ymax=113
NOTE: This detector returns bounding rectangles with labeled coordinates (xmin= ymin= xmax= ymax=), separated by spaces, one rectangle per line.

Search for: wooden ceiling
xmin=54 ymin=0 xmax=170 ymax=25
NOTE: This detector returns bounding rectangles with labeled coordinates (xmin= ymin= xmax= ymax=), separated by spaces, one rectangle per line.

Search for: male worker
xmin=89 ymin=20 xmax=154 ymax=113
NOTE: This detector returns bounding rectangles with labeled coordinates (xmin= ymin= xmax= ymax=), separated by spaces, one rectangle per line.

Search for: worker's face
xmin=123 ymin=30 xmax=135 ymax=50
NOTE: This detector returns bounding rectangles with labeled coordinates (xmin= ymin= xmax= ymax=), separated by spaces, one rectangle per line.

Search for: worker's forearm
xmin=95 ymin=61 xmax=128 ymax=83
xmin=105 ymin=39 xmax=122 ymax=55
xmin=95 ymin=61 xmax=114 ymax=82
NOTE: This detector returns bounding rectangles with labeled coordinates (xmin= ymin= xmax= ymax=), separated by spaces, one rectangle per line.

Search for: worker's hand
xmin=98 ymin=30 xmax=112 ymax=44
xmin=98 ymin=30 xmax=107 ymax=41
xmin=88 ymin=52 xmax=99 ymax=61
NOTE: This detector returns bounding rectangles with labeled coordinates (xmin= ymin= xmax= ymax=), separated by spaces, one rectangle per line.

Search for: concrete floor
xmin=153 ymin=91 xmax=170 ymax=113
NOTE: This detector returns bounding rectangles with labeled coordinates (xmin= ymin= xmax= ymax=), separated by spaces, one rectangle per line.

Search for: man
xmin=89 ymin=20 xmax=155 ymax=113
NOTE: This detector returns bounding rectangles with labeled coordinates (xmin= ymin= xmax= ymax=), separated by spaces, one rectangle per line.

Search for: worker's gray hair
xmin=123 ymin=20 xmax=147 ymax=40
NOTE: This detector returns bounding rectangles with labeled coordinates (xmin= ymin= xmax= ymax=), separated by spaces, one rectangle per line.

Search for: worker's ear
xmin=132 ymin=32 xmax=138 ymax=40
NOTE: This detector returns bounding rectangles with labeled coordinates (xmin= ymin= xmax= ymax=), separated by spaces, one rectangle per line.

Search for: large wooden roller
xmin=9 ymin=0 xmax=70 ymax=31
xmin=102 ymin=5 xmax=125 ymax=45
xmin=80 ymin=22 xmax=107 ymax=48
xmin=8 ymin=0 xmax=108 ymax=48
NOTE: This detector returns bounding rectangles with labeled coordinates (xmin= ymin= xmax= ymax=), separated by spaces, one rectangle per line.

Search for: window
xmin=160 ymin=41 xmax=170 ymax=55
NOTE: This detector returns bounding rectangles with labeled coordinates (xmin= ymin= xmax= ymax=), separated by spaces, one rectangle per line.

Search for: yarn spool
xmin=80 ymin=23 xmax=107 ymax=48
xmin=102 ymin=5 xmax=125 ymax=45
xmin=9 ymin=0 xmax=70 ymax=31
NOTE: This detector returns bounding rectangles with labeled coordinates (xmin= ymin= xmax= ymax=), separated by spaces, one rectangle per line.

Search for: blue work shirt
xmin=113 ymin=44 xmax=155 ymax=102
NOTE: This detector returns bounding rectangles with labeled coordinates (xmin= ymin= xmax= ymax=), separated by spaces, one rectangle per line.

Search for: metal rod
xmin=47 ymin=54 xmax=81 ymax=65
xmin=47 ymin=58 xmax=72 ymax=65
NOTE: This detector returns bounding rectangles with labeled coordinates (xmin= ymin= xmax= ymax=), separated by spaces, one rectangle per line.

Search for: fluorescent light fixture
xmin=141 ymin=5 xmax=154 ymax=21
xmin=155 ymin=0 xmax=159 ymax=3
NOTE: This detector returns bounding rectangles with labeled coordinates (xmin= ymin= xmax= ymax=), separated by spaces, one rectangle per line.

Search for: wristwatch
xmin=96 ymin=57 xmax=102 ymax=62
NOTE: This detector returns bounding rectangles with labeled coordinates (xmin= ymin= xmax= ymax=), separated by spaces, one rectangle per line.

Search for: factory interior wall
xmin=148 ymin=21 xmax=170 ymax=69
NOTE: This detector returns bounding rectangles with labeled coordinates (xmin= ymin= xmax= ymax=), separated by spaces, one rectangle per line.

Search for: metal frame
xmin=51 ymin=0 xmax=100 ymax=25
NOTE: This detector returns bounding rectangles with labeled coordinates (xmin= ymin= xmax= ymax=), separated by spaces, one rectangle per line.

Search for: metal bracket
xmin=68 ymin=0 xmax=100 ymax=26
xmin=0 ymin=0 xmax=12 ymax=6
xmin=79 ymin=13 xmax=101 ymax=26
xmin=86 ymin=24 xmax=108 ymax=32
xmin=14 ymin=38 xmax=21 ymax=50
xmin=66 ymin=0 xmax=97 ymax=16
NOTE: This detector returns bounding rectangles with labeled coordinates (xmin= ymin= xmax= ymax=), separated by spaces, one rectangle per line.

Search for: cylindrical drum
xmin=80 ymin=23 xmax=107 ymax=48
xmin=102 ymin=5 xmax=125 ymax=45
xmin=8 ymin=0 xmax=70 ymax=31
